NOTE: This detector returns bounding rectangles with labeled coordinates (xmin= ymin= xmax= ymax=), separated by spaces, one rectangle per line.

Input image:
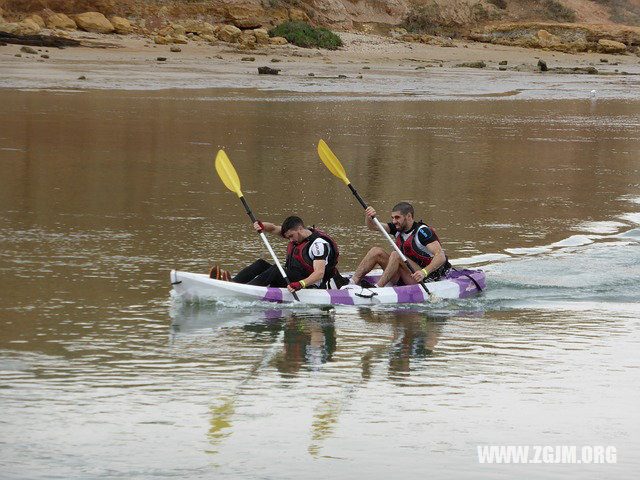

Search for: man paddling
xmin=350 ymin=202 xmax=451 ymax=288
xmin=212 ymin=216 xmax=346 ymax=293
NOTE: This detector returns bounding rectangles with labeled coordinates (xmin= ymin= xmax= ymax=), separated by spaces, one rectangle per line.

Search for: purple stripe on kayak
xmin=394 ymin=285 xmax=426 ymax=303
xmin=363 ymin=274 xmax=379 ymax=285
xmin=447 ymin=270 xmax=486 ymax=297
xmin=328 ymin=289 xmax=355 ymax=305
xmin=263 ymin=287 xmax=283 ymax=303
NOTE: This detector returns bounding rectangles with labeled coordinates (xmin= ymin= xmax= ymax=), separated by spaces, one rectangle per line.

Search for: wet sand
xmin=1 ymin=31 xmax=640 ymax=98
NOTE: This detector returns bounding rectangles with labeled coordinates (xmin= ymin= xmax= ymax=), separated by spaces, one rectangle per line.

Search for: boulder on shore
xmin=182 ymin=20 xmax=216 ymax=36
xmin=469 ymin=22 xmax=638 ymax=54
xmin=27 ymin=15 xmax=46 ymax=29
xmin=258 ymin=66 xmax=280 ymax=75
xmin=253 ymin=28 xmax=270 ymax=45
xmin=110 ymin=16 xmax=133 ymax=35
xmin=0 ymin=23 xmax=18 ymax=35
xmin=154 ymin=35 xmax=170 ymax=45
xmin=45 ymin=13 xmax=77 ymax=30
xmin=269 ymin=36 xmax=288 ymax=46
xmin=173 ymin=34 xmax=189 ymax=44
xmin=239 ymin=31 xmax=257 ymax=48
xmin=9 ymin=19 xmax=42 ymax=36
xmin=75 ymin=12 xmax=115 ymax=34
xmin=199 ymin=34 xmax=217 ymax=44
xmin=217 ymin=24 xmax=241 ymax=43
xmin=598 ymin=39 xmax=627 ymax=54
xmin=455 ymin=61 xmax=486 ymax=68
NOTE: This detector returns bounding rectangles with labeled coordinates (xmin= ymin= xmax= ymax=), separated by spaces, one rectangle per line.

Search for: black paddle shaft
xmin=347 ymin=183 xmax=431 ymax=295
xmin=239 ymin=195 xmax=300 ymax=300
xmin=348 ymin=184 xmax=368 ymax=209
xmin=240 ymin=196 xmax=258 ymax=224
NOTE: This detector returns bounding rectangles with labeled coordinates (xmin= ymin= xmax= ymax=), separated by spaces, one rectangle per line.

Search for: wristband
xmin=421 ymin=268 xmax=428 ymax=277
xmin=300 ymin=280 xmax=306 ymax=288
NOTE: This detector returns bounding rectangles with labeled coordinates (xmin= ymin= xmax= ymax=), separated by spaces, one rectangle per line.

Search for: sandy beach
xmin=2 ymin=30 xmax=640 ymax=99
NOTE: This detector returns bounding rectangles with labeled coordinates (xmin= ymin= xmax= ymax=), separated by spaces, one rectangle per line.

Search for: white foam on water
xmin=481 ymin=223 xmax=520 ymax=229
xmin=452 ymin=253 xmax=511 ymax=265
xmin=614 ymin=228 xmax=640 ymax=240
xmin=572 ymin=221 xmax=628 ymax=234
xmin=620 ymin=212 xmax=640 ymax=224
xmin=620 ymin=195 xmax=640 ymax=205
xmin=509 ymin=300 xmax=640 ymax=316
xmin=549 ymin=235 xmax=596 ymax=248
xmin=504 ymin=246 xmax=552 ymax=255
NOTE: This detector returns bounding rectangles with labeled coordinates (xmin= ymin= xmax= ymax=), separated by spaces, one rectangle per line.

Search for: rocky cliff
xmin=2 ymin=0 xmax=639 ymax=31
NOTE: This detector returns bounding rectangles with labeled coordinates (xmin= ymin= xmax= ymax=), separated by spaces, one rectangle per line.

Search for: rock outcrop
xmin=44 ymin=12 xmax=77 ymax=30
xmin=597 ymin=38 xmax=627 ymax=54
xmin=110 ymin=16 xmax=133 ymax=35
xmin=27 ymin=14 xmax=45 ymax=28
xmin=74 ymin=12 xmax=114 ymax=34
xmin=0 ymin=18 xmax=42 ymax=35
xmin=2 ymin=1 xmax=638 ymax=57
xmin=469 ymin=22 xmax=640 ymax=54
xmin=217 ymin=24 xmax=241 ymax=43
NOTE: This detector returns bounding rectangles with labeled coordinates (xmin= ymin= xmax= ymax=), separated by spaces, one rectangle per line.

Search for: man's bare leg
xmin=376 ymin=251 xmax=403 ymax=287
xmin=351 ymin=247 xmax=389 ymax=285
xmin=397 ymin=258 xmax=422 ymax=285
xmin=377 ymin=253 xmax=421 ymax=287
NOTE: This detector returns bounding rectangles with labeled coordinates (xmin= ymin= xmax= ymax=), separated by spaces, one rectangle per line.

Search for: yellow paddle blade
xmin=215 ymin=150 xmax=243 ymax=198
xmin=317 ymin=139 xmax=350 ymax=185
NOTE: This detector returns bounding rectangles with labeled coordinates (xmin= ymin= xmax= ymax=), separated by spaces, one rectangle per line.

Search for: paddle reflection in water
xmin=308 ymin=309 xmax=460 ymax=458
xmin=169 ymin=304 xmax=472 ymax=460
xmin=170 ymin=305 xmax=339 ymax=455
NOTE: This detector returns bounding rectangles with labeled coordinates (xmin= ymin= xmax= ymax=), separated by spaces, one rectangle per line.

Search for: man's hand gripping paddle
xmin=215 ymin=150 xmax=299 ymax=301
xmin=316 ymin=139 xmax=431 ymax=297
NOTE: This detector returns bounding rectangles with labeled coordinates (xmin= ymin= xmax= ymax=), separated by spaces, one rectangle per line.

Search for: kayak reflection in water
xmin=350 ymin=202 xmax=451 ymax=288
xmin=210 ymin=216 xmax=348 ymax=293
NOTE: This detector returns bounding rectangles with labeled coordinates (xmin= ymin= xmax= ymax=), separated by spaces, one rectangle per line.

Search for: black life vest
xmin=285 ymin=228 xmax=339 ymax=285
xmin=395 ymin=221 xmax=442 ymax=268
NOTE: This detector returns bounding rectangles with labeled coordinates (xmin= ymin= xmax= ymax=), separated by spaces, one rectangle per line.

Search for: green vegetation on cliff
xmin=269 ymin=21 xmax=342 ymax=50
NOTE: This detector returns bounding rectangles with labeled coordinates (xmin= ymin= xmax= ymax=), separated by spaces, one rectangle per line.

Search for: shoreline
xmin=2 ymin=31 xmax=640 ymax=99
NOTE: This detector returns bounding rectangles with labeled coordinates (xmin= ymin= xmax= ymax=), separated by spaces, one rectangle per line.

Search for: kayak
xmin=170 ymin=269 xmax=485 ymax=305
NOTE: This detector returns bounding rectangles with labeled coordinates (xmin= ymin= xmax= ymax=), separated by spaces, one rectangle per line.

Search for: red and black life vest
xmin=395 ymin=221 xmax=442 ymax=268
xmin=285 ymin=228 xmax=339 ymax=284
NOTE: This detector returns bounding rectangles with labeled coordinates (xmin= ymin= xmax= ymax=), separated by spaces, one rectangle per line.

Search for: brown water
xmin=1 ymin=88 xmax=639 ymax=479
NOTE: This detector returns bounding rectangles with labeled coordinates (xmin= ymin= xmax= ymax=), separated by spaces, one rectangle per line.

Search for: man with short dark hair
xmin=212 ymin=216 xmax=344 ymax=293
xmin=350 ymin=202 xmax=451 ymax=288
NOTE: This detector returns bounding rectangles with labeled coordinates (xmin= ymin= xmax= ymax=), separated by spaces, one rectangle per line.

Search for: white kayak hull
xmin=170 ymin=269 xmax=485 ymax=306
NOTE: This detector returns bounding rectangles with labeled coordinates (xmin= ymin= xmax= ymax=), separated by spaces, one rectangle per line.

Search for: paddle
xmin=317 ymin=139 xmax=431 ymax=296
xmin=215 ymin=150 xmax=299 ymax=301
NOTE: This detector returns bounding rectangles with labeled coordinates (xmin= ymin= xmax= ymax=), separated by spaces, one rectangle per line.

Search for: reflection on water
xmin=1 ymin=88 xmax=639 ymax=479
xmin=173 ymin=306 xmax=455 ymax=461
